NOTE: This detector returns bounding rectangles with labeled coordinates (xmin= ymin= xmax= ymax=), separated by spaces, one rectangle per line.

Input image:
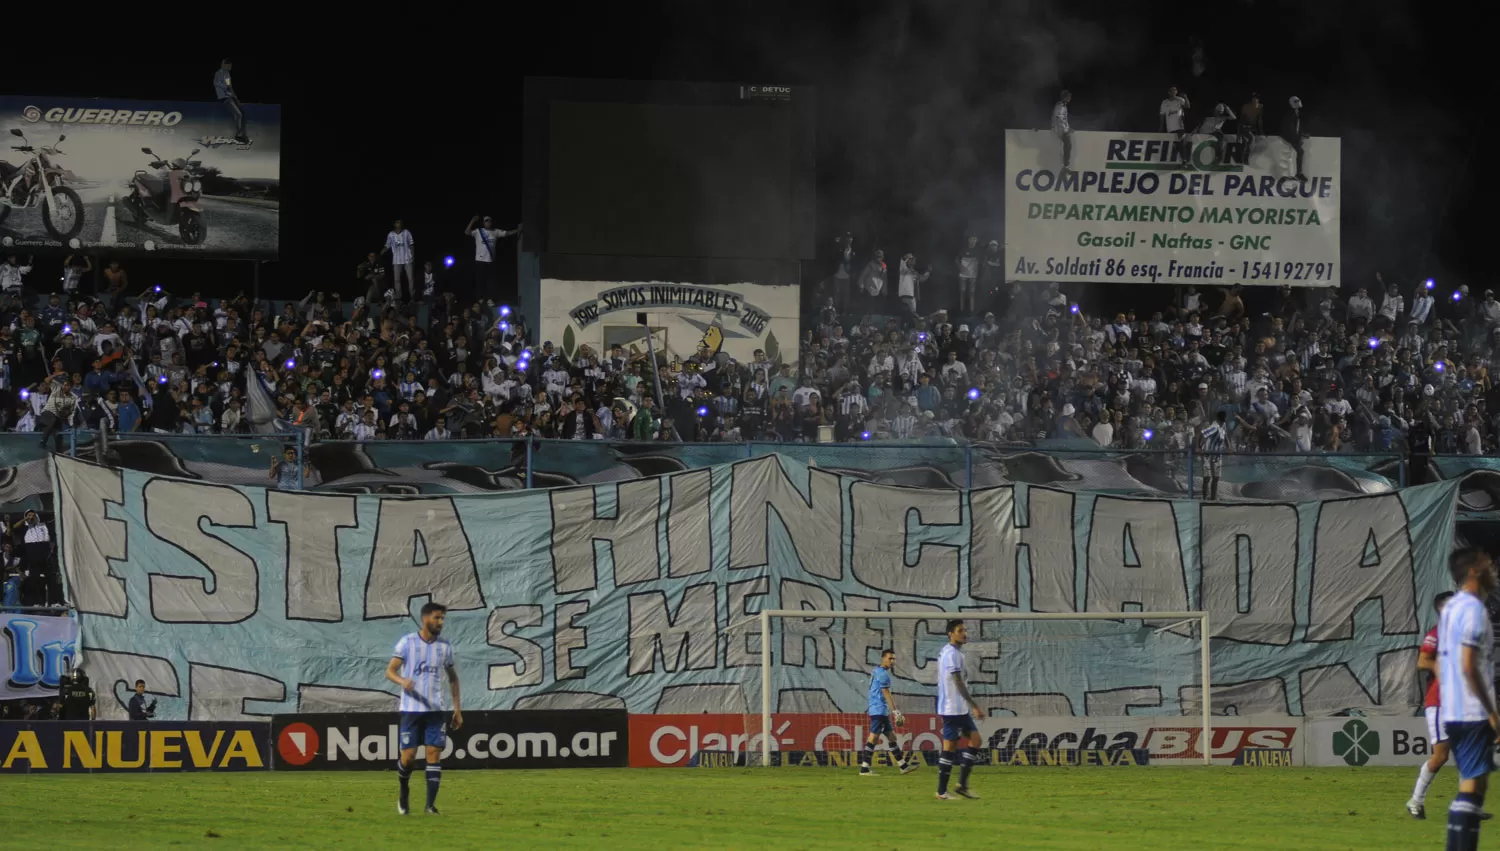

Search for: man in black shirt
xmin=59 ymin=663 xmax=95 ymax=721
xmin=1407 ymin=413 xmax=1434 ymax=486
xmin=127 ymin=679 xmax=157 ymax=721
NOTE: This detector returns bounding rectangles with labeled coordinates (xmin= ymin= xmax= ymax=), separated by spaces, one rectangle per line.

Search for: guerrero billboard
xmin=53 ymin=452 xmax=1455 ymax=725
xmin=0 ymin=721 xmax=268 ymax=773
xmin=540 ymin=279 xmax=800 ymax=368
xmin=272 ymin=710 xmax=627 ymax=770
xmin=1004 ymin=129 xmax=1340 ymax=287
xmin=2 ymin=612 xmax=80 ymax=700
xmin=0 ymin=97 xmax=280 ymax=258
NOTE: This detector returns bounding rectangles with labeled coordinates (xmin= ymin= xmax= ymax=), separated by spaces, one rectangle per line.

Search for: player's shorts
xmin=1442 ymin=720 xmax=1495 ymax=781
xmin=868 ymin=715 xmax=894 ymax=737
xmin=399 ymin=711 xmax=448 ymax=750
xmin=1426 ymin=706 xmax=1448 ymax=746
xmin=941 ymin=713 xmax=978 ymax=742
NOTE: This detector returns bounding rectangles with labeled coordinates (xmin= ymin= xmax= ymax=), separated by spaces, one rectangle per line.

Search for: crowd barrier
xmin=0 ymin=431 xmax=1454 ymax=513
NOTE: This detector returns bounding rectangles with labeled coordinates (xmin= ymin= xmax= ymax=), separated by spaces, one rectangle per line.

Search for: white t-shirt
xmin=1160 ymin=96 xmax=1190 ymax=133
xmin=386 ymin=230 xmax=415 ymax=265
xmin=1439 ymin=592 xmax=1494 ymax=725
xmin=472 ymin=227 xmax=504 ymax=262
xmin=1093 ymin=422 xmax=1114 ymax=446
xmin=936 ymin=643 xmax=968 ymax=716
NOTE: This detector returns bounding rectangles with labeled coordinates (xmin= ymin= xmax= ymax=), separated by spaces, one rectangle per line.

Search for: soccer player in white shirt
xmin=1437 ymin=549 xmax=1499 ymax=848
xmin=935 ymin=619 xmax=985 ymax=801
xmin=384 ymin=220 xmax=416 ymax=301
xmin=385 ymin=603 xmax=462 ymax=816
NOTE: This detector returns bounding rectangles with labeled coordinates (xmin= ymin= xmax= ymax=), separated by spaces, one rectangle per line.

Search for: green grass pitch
xmin=2 ymin=766 xmax=1464 ymax=849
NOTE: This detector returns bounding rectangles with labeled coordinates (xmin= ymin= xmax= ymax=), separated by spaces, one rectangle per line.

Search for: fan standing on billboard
xmin=214 ymin=59 xmax=249 ymax=145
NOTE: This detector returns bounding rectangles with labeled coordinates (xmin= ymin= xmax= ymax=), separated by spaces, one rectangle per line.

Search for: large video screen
xmin=547 ymin=100 xmax=797 ymax=259
xmin=0 ymin=96 xmax=280 ymax=258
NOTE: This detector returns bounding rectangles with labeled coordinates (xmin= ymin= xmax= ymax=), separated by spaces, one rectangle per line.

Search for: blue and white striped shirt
xmin=1439 ymin=592 xmax=1494 ymax=725
xmin=1199 ymin=423 xmax=1226 ymax=455
xmin=393 ymin=632 xmax=455 ymax=713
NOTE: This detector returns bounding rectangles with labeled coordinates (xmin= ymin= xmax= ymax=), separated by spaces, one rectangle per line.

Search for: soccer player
xmin=385 ymin=603 xmax=463 ymax=815
xmin=935 ymin=619 xmax=986 ymax=801
xmin=1410 ymin=591 xmax=1456 ymax=818
xmin=861 ymin=648 xmax=916 ymax=776
xmin=1438 ymin=549 xmax=1499 ymax=850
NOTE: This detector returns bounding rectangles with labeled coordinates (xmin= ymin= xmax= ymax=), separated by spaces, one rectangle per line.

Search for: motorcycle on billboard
xmin=0 ymin=128 xmax=85 ymax=241
xmin=125 ymin=146 xmax=206 ymax=245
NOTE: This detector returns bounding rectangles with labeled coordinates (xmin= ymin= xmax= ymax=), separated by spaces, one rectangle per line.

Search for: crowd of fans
xmin=2 ymin=238 xmax=1497 ymax=468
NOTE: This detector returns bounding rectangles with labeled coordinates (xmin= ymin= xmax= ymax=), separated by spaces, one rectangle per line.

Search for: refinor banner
xmin=0 ymin=96 xmax=280 ymax=258
xmin=1005 ymin=129 xmax=1340 ymax=287
xmin=53 ymin=453 xmax=1453 ymax=722
xmin=2 ymin=612 xmax=80 ymax=700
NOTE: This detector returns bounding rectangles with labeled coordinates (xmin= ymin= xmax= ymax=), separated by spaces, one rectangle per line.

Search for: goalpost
xmin=737 ymin=610 xmax=1212 ymax=767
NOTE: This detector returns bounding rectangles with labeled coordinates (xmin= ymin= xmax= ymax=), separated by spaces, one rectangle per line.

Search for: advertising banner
xmin=53 ymin=453 xmax=1455 ymax=724
xmin=271 ymin=710 xmax=627 ymax=770
xmin=0 ymin=96 xmax=280 ymax=258
xmin=0 ymin=721 xmax=268 ymax=773
xmin=1004 ymin=129 xmax=1340 ymax=287
xmin=539 ymin=278 xmax=800 ymax=367
xmin=1 ymin=612 xmax=80 ymax=700
xmin=1306 ymin=716 xmax=1450 ymax=767
xmin=628 ymin=713 xmax=1302 ymax=767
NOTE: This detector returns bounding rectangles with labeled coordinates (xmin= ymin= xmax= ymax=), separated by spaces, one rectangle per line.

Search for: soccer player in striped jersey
xmin=936 ymin=620 xmax=985 ymax=801
xmin=385 ymin=603 xmax=463 ymax=815
xmin=861 ymin=649 xmax=916 ymax=776
xmin=1196 ymin=410 xmax=1227 ymax=500
xmin=1437 ymin=549 xmax=1499 ymax=850
xmin=1410 ymin=592 xmax=1456 ymax=818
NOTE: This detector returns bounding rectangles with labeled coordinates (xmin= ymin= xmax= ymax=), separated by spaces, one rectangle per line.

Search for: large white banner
xmin=54 ymin=453 xmax=1456 ymax=722
xmin=1005 ymin=129 xmax=1341 ymax=287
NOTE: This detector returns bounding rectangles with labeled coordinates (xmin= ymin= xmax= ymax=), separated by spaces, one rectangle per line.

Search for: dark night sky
xmin=5 ymin=1 xmax=1485 ymax=303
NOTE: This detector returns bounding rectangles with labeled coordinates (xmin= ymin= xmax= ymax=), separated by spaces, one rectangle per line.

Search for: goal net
xmin=726 ymin=610 xmax=1211 ymax=767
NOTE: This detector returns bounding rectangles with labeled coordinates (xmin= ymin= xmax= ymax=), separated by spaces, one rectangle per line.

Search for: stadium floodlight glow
xmin=499 ymin=305 xmax=512 ymax=318
xmin=967 ymin=388 xmax=981 ymax=400
xmin=744 ymin=609 xmax=1213 ymax=767
xmin=444 ymin=256 xmax=455 ymax=268
xmin=1368 ymin=337 xmax=1380 ymax=350
xmin=1425 ymin=279 xmax=1436 ymax=290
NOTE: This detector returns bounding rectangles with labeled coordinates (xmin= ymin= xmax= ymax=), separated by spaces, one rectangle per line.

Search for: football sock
xmin=860 ymin=738 xmax=875 ymax=768
xmin=958 ymin=747 xmax=977 ymax=787
xmin=937 ymin=752 xmax=954 ymax=795
xmin=1412 ymin=762 xmax=1437 ymax=804
xmin=425 ymin=762 xmax=441 ymax=809
xmin=1448 ymin=792 xmax=1482 ymax=851
xmin=396 ymin=759 xmax=411 ymax=807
